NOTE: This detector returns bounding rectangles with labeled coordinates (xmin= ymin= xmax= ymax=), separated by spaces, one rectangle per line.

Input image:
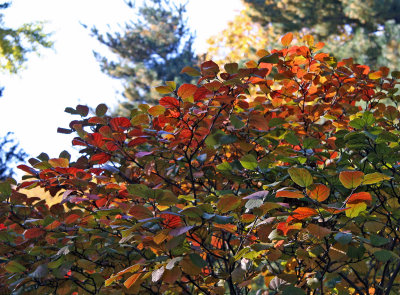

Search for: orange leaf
xmin=177 ymin=84 xmax=197 ymax=100
xmin=124 ymin=272 xmax=142 ymax=289
xmin=281 ymin=32 xmax=293 ymax=47
xmin=291 ymin=207 xmax=318 ymax=220
xmin=307 ymin=184 xmax=330 ymax=202
xmin=45 ymin=220 xmax=61 ymax=230
xmin=90 ymin=153 xmax=111 ymax=164
xmin=276 ymin=222 xmax=302 ymax=236
xmin=276 ymin=188 xmax=304 ymax=199
xmin=339 ymin=171 xmax=364 ymax=189
xmin=347 ymin=192 xmax=372 ymax=204
xmin=65 ymin=213 xmax=81 ymax=224
xmin=369 ymin=71 xmax=382 ymax=80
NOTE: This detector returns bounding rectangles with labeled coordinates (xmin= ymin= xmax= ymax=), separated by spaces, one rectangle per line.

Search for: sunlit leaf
xmin=339 ymin=171 xmax=364 ymax=189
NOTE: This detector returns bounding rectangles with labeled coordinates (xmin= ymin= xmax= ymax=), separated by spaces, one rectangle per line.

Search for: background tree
xmin=0 ymin=1 xmax=52 ymax=179
xmin=91 ymin=0 xmax=198 ymax=111
xmin=0 ymin=132 xmax=27 ymax=180
xmin=208 ymin=0 xmax=400 ymax=70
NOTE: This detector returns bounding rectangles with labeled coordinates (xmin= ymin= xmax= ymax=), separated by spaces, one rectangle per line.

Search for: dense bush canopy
xmin=1 ymin=34 xmax=400 ymax=294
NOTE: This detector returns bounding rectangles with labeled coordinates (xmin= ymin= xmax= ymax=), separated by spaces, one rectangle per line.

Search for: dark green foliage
xmin=91 ymin=0 xmax=198 ymax=110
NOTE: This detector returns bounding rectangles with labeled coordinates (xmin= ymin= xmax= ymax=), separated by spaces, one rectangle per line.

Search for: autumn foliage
xmin=2 ymin=33 xmax=400 ymax=294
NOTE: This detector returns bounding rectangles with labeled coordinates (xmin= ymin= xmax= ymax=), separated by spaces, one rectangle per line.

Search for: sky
xmin=0 ymin=0 xmax=243 ymax=177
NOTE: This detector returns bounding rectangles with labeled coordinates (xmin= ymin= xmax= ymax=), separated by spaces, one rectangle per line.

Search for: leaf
xmin=347 ymin=192 xmax=372 ymax=204
xmin=166 ymin=257 xmax=183 ymax=270
xmin=217 ymin=195 xmax=241 ymax=213
xmin=291 ymin=207 xmax=318 ymax=220
xmin=30 ymin=264 xmax=48 ymax=279
xmin=95 ymin=103 xmax=108 ymax=117
xmin=152 ymin=266 xmax=165 ymax=283
xmin=155 ymin=86 xmax=173 ymax=94
xmin=370 ymin=235 xmax=389 ymax=247
xmin=240 ymin=154 xmax=258 ymax=170
xmin=345 ymin=202 xmax=367 ymax=218
xmin=224 ymin=63 xmax=239 ymax=74
xmin=48 ymin=158 xmax=69 ymax=168
xmin=45 ymin=220 xmax=61 ymax=230
xmin=369 ymin=71 xmax=383 ymax=79
xmin=276 ymin=222 xmax=302 ymax=236
xmin=5 ymin=260 xmax=26 ymax=273
xmin=374 ymin=250 xmax=393 ymax=262
xmin=362 ymin=172 xmax=391 ymax=185
xmin=282 ymin=285 xmax=306 ymax=295
xmin=216 ymin=161 xmax=232 ymax=171
xmin=281 ymin=32 xmax=293 ymax=46
xmin=159 ymin=96 xmax=180 ymax=108
xmin=288 ymin=167 xmax=313 ymax=187
xmin=169 ymin=225 xmax=194 ymax=237
xmin=129 ymin=205 xmax=153 ymax=220
xmin=258 ymin=53 xmax=280 ymax=64
xmin=64 ymin=213 xmax=81 ymax=224
xmin=181 ymin=66 xmax=201 ymax=77
xmin=276 ymin=188 xmax=304 ymax=199
xmin=306 ymin=223 xmax=331 ymax=239
xmin=110 ymin=117 xmax=131 ymax=131
xmin=24 ymin=228 xmax=45 ymax=239
xmin=339 ymin=171 xmax=364 ymax=189
xmin=335 ymin=232 xmax=352 ymax=245
xmin=306 ymin=184 xmax=330 ymax=202
xmin=124 ymin=272 xmax=142 ymax=289
xmin=177 ymin=84 xmax=197 ymax=100
xmin=189 ymin=253 xmax=207 ymax=268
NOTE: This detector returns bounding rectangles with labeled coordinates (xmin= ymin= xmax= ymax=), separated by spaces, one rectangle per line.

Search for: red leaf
xmin=65 ymin=213 xmax=80 ymax=224
xmin=110 ymin=117 xmax=131 ymax=131
xmin=87 ymin=133 xmax=104 ymax=147
xmin=160 ymin=96 xmax=180 ymax=108
xmin=17 ymin=165 xmax=37 ymax=175
xmin=45 ymin=220 xmax=61 ymax=230
xmin=200 ymin=60 xmax=219 ymax=76
xmin=161 ymin=213 xmax=182 ymax=229
xmin=347 ymin=192 xmax=372 ymax=204
xmin=194 ymin=87 xmax=212 ymax=102
xmin=129 ymin=205 xmax=153 ymax=220
xmin=128 ymin=137 xmax=147 ymax=147
xmin=24 ymin=228 xmax=45 ymax=239
xmin=90 ymin=153 xmax=111 ymax=164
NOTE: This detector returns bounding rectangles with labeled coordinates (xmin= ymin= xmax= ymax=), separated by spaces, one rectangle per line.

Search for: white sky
xmin=0 ymin=0 xmax=243 ymax=176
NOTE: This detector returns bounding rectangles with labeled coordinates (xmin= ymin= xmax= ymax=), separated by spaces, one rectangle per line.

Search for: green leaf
xmin=374 ymin=250 xmax=393 ymax=262
xmin=216 ymin=161 xmax=232 ymax=172
xmin=95 ymin=103 xmax=108 ymax=117
xmin=282 ymin=285 xmax=306 ymax=295
xmin=240 ymin=154 xmax=258 ymax=170
xmin=0 ymin=181 xmax=12 ymax=199
xmin=224 ymin=63 xmax=239 ymax=74
xmin=288 ymin=167 xmax=313 ymax=187
xmin=189 ymin=253 xmax=207 ymax=268
xmin=347 ymin=245 xmax=365 ymax=259
xmin=268 ymin=117 xmax=285 ymax=127
xmin=349 ymin=118 xmax=365 ymax=129
xmin=258 ymin=53 xmax=280 ymax=64
xmin=5 ymin=260 xmax=27 ymax=273
xmin=370 ymin=235 xmax=389 ymax=247
xmin=335 ymin=232 xmax=352 ymax=245
xmin=363 ymin=172 xmax=391 ymax=185
xmin=284 ymin=132 xmax=300 ymax=145
xmin=230 ymin=115 xmax=245 ymax=129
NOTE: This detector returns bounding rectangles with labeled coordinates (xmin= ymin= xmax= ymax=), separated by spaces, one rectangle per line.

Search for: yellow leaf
xmin=345 ymin=202 xmax=367 ymax=218
xmin=369 ymin=71 xmax=383 ymax=80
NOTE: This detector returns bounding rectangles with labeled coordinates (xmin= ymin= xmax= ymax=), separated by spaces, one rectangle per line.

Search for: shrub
xmin=1 ymin=33 xmax=400 ymax=294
